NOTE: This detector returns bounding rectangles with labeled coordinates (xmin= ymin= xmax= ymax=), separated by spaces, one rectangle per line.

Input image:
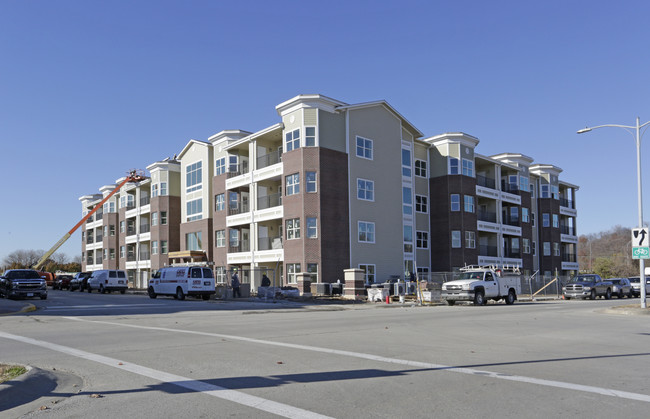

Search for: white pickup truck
xmin=441 ymin=266 xmax=521 ymax=306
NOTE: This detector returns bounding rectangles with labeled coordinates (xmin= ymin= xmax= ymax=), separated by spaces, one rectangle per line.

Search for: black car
xmin=69 ymin=272 xmax=92 ymax=291
xmin=53 ymin=275 xmax=73 ymax=290
xmin=0 ymin=269 xmax=48 ymax=300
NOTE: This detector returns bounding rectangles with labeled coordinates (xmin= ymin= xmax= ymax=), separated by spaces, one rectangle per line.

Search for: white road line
xmin=46 ymin=304 xmax=162 ymax=309
xmin=64 ymin=316 xmax=650 ymax=403
xmin=0 ymin=330 xmax=332 ymax=419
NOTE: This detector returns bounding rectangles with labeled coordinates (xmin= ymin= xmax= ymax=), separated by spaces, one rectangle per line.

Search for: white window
xmin=451 ymin=231 xmax=461 ymax=248
xmin=186 ymin=232 xmax=202 ymax=251
xmin=416 ymin=231 xmax=429 ymax=249
xmin=543 ymin=213 xmax=550 ymax=227
xmin=186 ymin=198 xmax=202 ymax=222
xmin=415 ymin=195 xmax=428 ymax=213
xmin=403 ymin=187 xmax=412 ymax=215
xmin=307 ymin=263 xmax=318 ymax=283
xmin=415 ymin=160 xmax=427 ymax=177
xmin=462 ymin=159 xmax=474 ymax=177
xmin=120 ymin=221 xmax=125 ymax=233
xmin=109 ymin=225 xmax=115 ymax=236
xmin=519 ymin=176 xmax=529 ymax=192
xmin=357 ymin=178 xmax=374 ymax=201
xmin=103 ymin=249 xmax=108 ymax=260
xmin=186 ymin=161 xmax=202 ymax=193
xmin=216 ymin=157 xmax=226 ymax=175
xmin=120 ymin=246 xmax=125 ymax=259
xmin=306 ymin=171 xmax=317 ymax=192
xmin=109 ymin=248 xmax=115 ymax=260
xmin=359 ymin=264 xmax=376 ymax=284
xmin=553 ymin=242 xmax=560 ymax=256
xmin=553 ymin=214 xmax=559 ymax=228
xmin=152 ymin=212 xmax=158 ymax=226
xmin=402 ymin=148 xmax=412 ymax=177
xmin=287 ymin=263 xmax=301 ymax=284
xmin=161 ymin=211 xmax=167 ymax=225
xmin=216 ymin=230 xmax=226 ymax=247
xmin=228 ymin=155 xmax=238 ymax=173
xmin=306 ymin=217 xmax=317 ymax=238
xmin=464 ymin=195 xmax=475 ymax=213
xmin=543 ymin=242 xmax=551 ymax=256
xmin=404 ymin=225 xmax=413 ymax=253
xmin=215 ymin=193 xmax=225 ymax=211
xmin=286 ymin=218 xmax=300 ymax=239
xmin=465 ymin=231 xmax=476 ymax=249
xmin=151 ymin=184 xmax=159 ymax=197
xmin=285 ymin=128 xmax=300 ymax=152
xmin=541 ymin=184 xmax=550 ymax=198
xmin=523 ymin=238 xmax=531 ymax=254
xmin=305 ymin=127 xmax=316 ymax=147
xmin=450 ymin=194 xmax=460 ymax=211
xmin=229 ymin=229 xmax=239 ymax=248
xmin=215 ymin=267 xmax=227 ymax=284
xmin=161 ymin=240 xmax=168 ymax=254
xmin=358 ymin=221 xmax=375 ymax=243
xmin=522 ymin=207 xmax=529 ymax=223
xmin=356 ymin=136 xmax=373 ymax=160
xmin=160 ymin=182 xmax=167 ymax=196
xmin=449 ymin=157 xmax=459 ymax=175
xmin=552 ymin=185 xmax=559 ymax=200
xmin=286 ymin=173 xmax=300 ymax=196
xmin=152 ymin=241 xmax=158 ymax=255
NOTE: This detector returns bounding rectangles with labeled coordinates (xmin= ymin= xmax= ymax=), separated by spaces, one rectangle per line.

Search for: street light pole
xmin=578 ymin=117 xmax=650 ymax=309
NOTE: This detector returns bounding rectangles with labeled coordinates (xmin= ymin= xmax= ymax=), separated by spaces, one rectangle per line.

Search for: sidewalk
xmin=0 ymin=299 xmax=35 ymax=316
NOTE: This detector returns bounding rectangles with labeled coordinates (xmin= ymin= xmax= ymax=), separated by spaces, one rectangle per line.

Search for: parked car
xmin=53 ymin=275 xmax=73 ymax=290
xmin=69 ymin=272 xmax=92 ymax=291
xmin=0 ymin=269 xmax=47 ymax=300
xmin=609 ymin=278 xmax=633 ymax=298
xmin=628 ymin=276 xmax=650 ymax=297
xmin=37 ymin=271 xmax=56 ymax=287
xmin=86 ymin=270 xmax=128 ymax=294
xmin=562 ymin=274 xmax=613 ymax=300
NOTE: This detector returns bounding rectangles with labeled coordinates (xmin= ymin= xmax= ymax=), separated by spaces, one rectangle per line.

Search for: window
xmin=305 ymin=127 xmax=316 ymax=147
xmin=186 ymin=232 xmax=202 ymax=251
xmin=215 ymin=267 xmax=227 ymax=284
xmin=510 ymin=207 xmax=519 ymax=223
xmin=161 ymin=240 xmax=168 ymax=254
xmin=103 ymin=225 xmax=108 ymax=237
xmin=152 ymin=212 xmax=158 ymax=226
xmin=462 ymin=159 xmax=474 ymax=177
xmin=229 ymin=155 xmax=238 ymax=173
xmin=358 ymin=221 xmax=375 ymax=243
xmin=357 ymin=179 xmax=374 ymax=201
xmin=543 ymin=242 xmax=551 ymax=256
xmin=186 ymin=161 xmax=202 ymax=193
xmin=103 ymin=249 xmax=108 ymax=260
xmin=522 ymin=208 xmax=529 ymax=223
xmin=287 ymin=263 xmax=301 ymax=284
xmin=306 ymin=171 xmax=317 ymax=192
xmin=553 ymin=242 xmax=560 ymax=256
xmin=416 ymin=231 xmax=429 ymax=249
xmin=161 ymin=211 xmax=167 ymax=225
xmin=160 ymin=182 xmax=167 ymax=196
xmin=464 ymin=195 xmax=475 ymax=213
xmin=512 ymin=238 xmax=520 ymax=255
xmin=450 ymin=194 xmax=460 ymax=211
xmin=286 ymin=173 xmax=300 ymax=196
xmin=215 ymin=230 xmax=226 ymax=247
xmin=449 ymin=157 xmax=459 ymax=175
xmin=543 ymin=213 xmax=550 ymax=227
xmin=151 ymin=184 xmax=159 ymax=198
xmin=359 ymin=264 xmax=376 ymax=284
xmin=120 ymin=246 xmax=125 ymax=259
xmin=187 ymin=198 xmax=202 ymax=222
xmin=403 ymin=187 xmax=412 ymax=215
xmin=120 ymin=221 xmax=125 ymax=233
xmin=285 ymin=128 xmax=300 ymax=152
xmin=531 ymin=212 xmax=535 ymax=227
xmin=109 ymin=225 xmax=115 ymax=236
xmin=215 ymin=193 xmax=225 ymax=211
xmin=229 ymin=229 xmax=239 ymax=248
xmin=229 ymin=192 xmax=238 ymax=211
xmin=415 ymin=195 xmax=428 ymax=213
xmin=152 ymin=241 xmax=158 ymax=255
xmin=541 ymin=184 xmax=550 ymax=198
xmin=451 ymin=231 xmax=461 ymax=248
xmin=402 ymin=148 xmax=412 ymax=177
xmin=466 ymin=231 xmax=476 ymax=248
xmin=519 ymin=176 xmax=529 ymax=192
xmin=533 ymin=241 xmax=536 ymax=256
xmin=216 ymin=157 xmax=226 ymax=175
xmin=404 ymin=225 xmax=413 ymax=253
xmin=553 ymin=214 xmax=559 ymax=228
xmin=109 ymin=248 xmax=115 ymax=260
xmin=286 ymin=218 xmax=300 ymax=240
xmin=552 ymin=185 xmax=559 ymax=200
xmin=356 ymin=136 xmax=373 ymax=160
xmin=523 ymin=238 xmax=531 ymax=254
xmin=306 ymin=217 xmax=317 ymax=238
xmin=415 ymin=160 xmax=427 ymax=177
xmin=307 ymin=263 xmax=318 ymax=283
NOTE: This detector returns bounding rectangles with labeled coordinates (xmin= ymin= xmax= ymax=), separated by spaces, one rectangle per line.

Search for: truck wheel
xmin=590 ymin=289 xmax=596 ymax=300
xmin=202 ymin=294 xmax=210 ymax=301
xmin=565 ymin=296 xmax=571 ymax=300
xmin=176 ymin=287 xmax=185 ymax=301
xmin=120 ymin=289 xmax=126 ymax=294
xmin=40 ymin=294 xmax=47 ymax=300
xmin=474 ymin=290 xmax=485 ymax=306
xmin=99 ymin=285 xmax=105 ymax=294
xmin=148 ymin=287 xmax=157 ymax=299
xmin=605 ymin=288 xmax=612 ymax=300
xmin=446 ymin=300 xmax=456 ymax=306
xmin=87 ymin=286 xmax=92 ymax=293
xmin=505 ymin=290 xmax=516 ymax=305
xmin=618 ymin=290 xmax=624 ymax=298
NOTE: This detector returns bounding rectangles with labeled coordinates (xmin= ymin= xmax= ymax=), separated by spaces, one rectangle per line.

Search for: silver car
xmin=609 ymin=278 xmax=633 ymax=298
xmin=628 ymin=277 xmax=650 ymax=298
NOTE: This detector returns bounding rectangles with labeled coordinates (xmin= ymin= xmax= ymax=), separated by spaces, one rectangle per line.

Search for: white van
xmin=148 ymin=266 xmax=215 ymax=300
xmin=86 ymin=270 xmax=128 ymax=294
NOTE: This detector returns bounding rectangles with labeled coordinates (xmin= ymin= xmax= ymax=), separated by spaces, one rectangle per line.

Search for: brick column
xmin=343 ymin=268 xmax=365 ymax=299
xmin=296 ymin=273 xmax=312 ymax=297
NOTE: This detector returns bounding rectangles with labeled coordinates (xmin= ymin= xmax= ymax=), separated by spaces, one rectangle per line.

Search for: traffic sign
xmin=632 ymin=228 xmax=650 ymax=259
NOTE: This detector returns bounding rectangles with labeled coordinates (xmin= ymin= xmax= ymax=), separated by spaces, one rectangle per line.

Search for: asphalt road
xmin=1 ymin=291 xmax=650 ymax=418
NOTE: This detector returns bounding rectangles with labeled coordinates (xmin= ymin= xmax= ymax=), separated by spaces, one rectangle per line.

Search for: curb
xmin=0 ymin=303 xmax=36 ymax=316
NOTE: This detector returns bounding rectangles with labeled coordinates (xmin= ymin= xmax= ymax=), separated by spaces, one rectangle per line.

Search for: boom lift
xmin=33 ymin=170 xmax=146 ymax=271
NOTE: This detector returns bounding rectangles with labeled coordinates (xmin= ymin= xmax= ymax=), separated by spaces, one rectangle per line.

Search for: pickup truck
xmin=0 ymin=269 xmax=48 ymax=300
xmin=562 ymin=274 xmax=613 ymax=300
xmin=441 ymin=267 xmax=520 ymax=306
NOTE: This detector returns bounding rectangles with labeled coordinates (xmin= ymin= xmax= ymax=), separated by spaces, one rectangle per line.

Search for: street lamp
xmin=577 ymin=117 xmax=650 ymax=309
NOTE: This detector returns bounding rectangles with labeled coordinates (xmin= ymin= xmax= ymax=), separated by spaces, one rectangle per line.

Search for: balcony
xmin=227 ymin=162 xmax=250 ymax=179
xmin=127 ymin=227 xmax=137 ymax=236
xmin=560 ymin=198 xmax=574 ymax=209
xmin=95 ymin=257 xmax=102 ymax=265
xmin=229 ymin=240 xmax=250 ymax=253
xmin=562 ymin=253 xmax=577 ymax=262
xmin=560 ymin=225 xmax=575 ymax=235
xmin=86 ymin=216 xmax=94 ymax=223
xmin=228 ymin=203 xmax=250 ymax=216
xmin=503 ymin=250 xmax=521 ymax=259
xmin=476 ymin=174 xmax=496 ymax=189
xmin=140 ymin=224 xmax=150 ymax=233
xmin=479 ymin=245 xmax=498 ymax=257
xmin=95 ymin=234 xmax=103 ymax=242
xmin=257 ymin=150 xmax=282 ymax=170
xmin=95 ymin=212 xmax=103 ymax=221
xmin=258 ymin=236 xmax=282 ymax=250
xmin=126 ymin=203 xmax=136 ymax=210
xmin=86 ymin=237 xmax=94 ymax=244
xmin=501 ymin=183 xmax=519 ymax=194
xmin=139 ymin=252 xmax=150 ymax=261
xmin=502 ymin=217 xmax=520 ymax=227
xmin=478 ymin=209 xmax=497 ymax=223
xmin=127 ymin=254 xmax=136 ymax=262
xmin=140 ymin=196 xmax=150 ymax=206
xmin=257 ymin=193 xmax=282 ymax=210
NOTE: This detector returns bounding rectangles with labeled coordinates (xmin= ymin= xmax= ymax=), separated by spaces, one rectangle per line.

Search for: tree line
xmin=2 ymin=249 xmax=81 ymax=273
xmin=578 ymin=225 xmax=639 ymax=278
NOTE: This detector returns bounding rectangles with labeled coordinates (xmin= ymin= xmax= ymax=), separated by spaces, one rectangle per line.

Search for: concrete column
xmin=296 ymin=273 xmax=312 ymax=297
xmin=343 ymin=268 xmax=365 ymax=299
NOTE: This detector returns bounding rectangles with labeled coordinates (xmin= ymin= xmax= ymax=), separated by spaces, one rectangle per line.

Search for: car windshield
xmin=570 ymin=276 xmax=595 ymax=283
xmin=610 ymin=279 xmax=621 ymax=284
xmin=6 ymin=270 xmax=41 ymax=279
xmin=459 ymin=272 xmax=484 ymax=280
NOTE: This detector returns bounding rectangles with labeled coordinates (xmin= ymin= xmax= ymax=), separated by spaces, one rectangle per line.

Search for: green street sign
xmin=632 ymin=246 xmax=650 ymax=259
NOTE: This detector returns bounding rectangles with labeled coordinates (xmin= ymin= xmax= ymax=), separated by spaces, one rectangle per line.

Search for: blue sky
xmin=2 ymin=0 xmax=650 ymax=264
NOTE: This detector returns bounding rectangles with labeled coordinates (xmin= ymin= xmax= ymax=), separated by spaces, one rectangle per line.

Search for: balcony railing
xmin=257 ymin=193 xmax=282 ymax=210
xmin=228 ymin=202 xmax=250 ymax=216
xmin=86 ymin=216 xmax=94 ymax=223
xmin=258 ymin=236 xmax=282 ymax=250
xmin=228 ymin=240 xmax=250 ymax=253
xmin=257 ymin=150 xmax=282 ymax=169
xmin=127 ymin=254 xmax=136 ymax=262
xmin=126 ymin=202 xmax=136 ymax=210
xmin=560 ymin=198 xmax=574 ymax=209
xmin=560 ymin=225 xmax=575 ymax=235
xmin=476 ymin=174 xmax=496 ymax=189
xmin=477 ymin=209 xmax=497 ymax=223
xmin=140 ymin=196 xmax=150 ymax=206
xmin=139 ymin=252 xmax=150 ymax=261
xmin=95 ymin=212 xmax=103 ymax=221
xmin=502 ymin=217 xmax=520 ymax=227
xmin=479 ymin=245 xmax=498 ymax=257
xmin=226 ymin=161 xmax=250 ymax=178
xmin=501 ymin=182 xmax=519 ymax=194
xmin=562 ymin=253 xmax=577 ymax=262
xmin=95 ymin=234 xmax=103 ymax=242
xmin=140 ymin=224 xmax=150 ymax=233
xmin=95 ymin=257 xmax=102 ymax=264
xmin=86 ymin=237 xmax=94 ymax=244
xmin=127 ymin=227 xmax=136 ymax=236
xmin=503 ymin=250 xmax=521 ymax=259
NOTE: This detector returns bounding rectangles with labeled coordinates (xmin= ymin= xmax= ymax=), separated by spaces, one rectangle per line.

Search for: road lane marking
xmin=0 ymin=330 xmax=333 ymax=419
xmin=64 ymin=316 xmax=650 ymax=403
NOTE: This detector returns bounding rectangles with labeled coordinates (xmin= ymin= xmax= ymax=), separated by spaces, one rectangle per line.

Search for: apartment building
xmin=80 ymin=94 xmax=579 ymax=287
